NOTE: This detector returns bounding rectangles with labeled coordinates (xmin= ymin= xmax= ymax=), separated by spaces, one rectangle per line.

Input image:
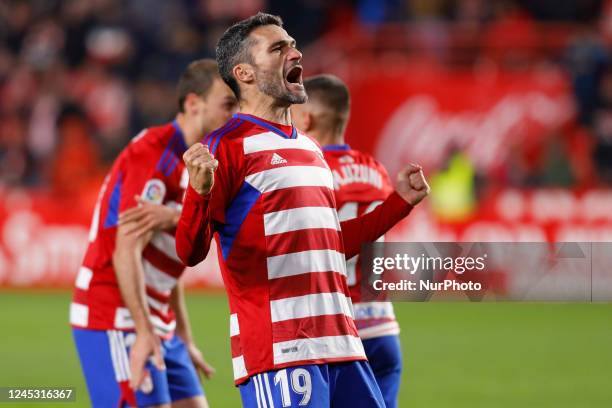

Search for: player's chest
xmin=243 ymin=147 xmax=329 ymax=175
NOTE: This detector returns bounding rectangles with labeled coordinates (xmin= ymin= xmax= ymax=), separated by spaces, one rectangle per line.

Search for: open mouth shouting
xmin=284 ymin=64 xmax=304 ymax=91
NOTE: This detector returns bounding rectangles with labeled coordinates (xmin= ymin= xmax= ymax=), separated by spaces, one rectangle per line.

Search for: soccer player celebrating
xmin=176 ymin=13 xmax=429 ymax=407
xmin=292 ymin=74 xmax=403 ymax=408
xmin=70 ymin=59 xmax=238 ymax=408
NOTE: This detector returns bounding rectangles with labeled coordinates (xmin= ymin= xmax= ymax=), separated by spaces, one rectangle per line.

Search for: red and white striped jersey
xmin=176 ymin=113 xmax=413 ymax=384
xmin=323 ymin=145 xmax=400 ymax=340
xmin=70 ymin=121 xmax=189 ymax=338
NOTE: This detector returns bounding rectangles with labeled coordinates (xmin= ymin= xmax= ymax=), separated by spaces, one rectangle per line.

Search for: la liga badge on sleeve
xmin=141 ymin=179 xmax=166 ymax=204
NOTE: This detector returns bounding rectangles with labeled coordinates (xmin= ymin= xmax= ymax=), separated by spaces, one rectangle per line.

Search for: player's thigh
xmin=73 ymin=328 xmax=176 ymax=407
xmin=363 ymin=334 xmax=403 ymax=376
xmin=73 ymin=328 xmax=125 ymax=408
xmin=362 ymin=335 xmax=403 ymax=408
xmin=162 ymin=335 xmax=205 ymax=404
xmin=122 ymin=332 xmax=174 ymax=407
xmin=239 ymin=365 xmax=330 ymax=407
xmin=330 ymin=361 xmax=385 ymax=408
xmin=129 ymin=363 xmax=173 ymax=408
xmin=373 ymin=368 xmax=401 ymax=408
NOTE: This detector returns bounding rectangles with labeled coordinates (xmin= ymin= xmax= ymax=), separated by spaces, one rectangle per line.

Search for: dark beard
xmin=257 ymin=68 xmax=307 ymax=105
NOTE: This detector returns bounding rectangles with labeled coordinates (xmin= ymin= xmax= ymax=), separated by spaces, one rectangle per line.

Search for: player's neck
xmin=313 ymin=130 xmax=343 ymax=147
xmin=175 ymin=113 xmax=203 ymax=147
xmin=239 ymin=95 xmax=292 ymax=126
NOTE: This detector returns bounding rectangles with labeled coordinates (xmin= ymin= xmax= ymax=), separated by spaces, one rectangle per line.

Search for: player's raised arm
xmin=340 ymin=163 xmax=430 ymax=258
xmin=175 ymin=143 xmax=218 ymax=266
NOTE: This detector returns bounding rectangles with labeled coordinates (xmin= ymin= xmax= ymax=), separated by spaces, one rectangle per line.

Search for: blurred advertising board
xmin=343 ymin=66 xmax=574 ymax=177
xmin=0 ymin=188 xmax=222 ymax=288
xmin=1 ymin=187 xmax=612 ymax=289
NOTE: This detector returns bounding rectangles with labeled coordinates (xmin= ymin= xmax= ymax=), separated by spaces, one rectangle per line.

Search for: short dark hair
xmin=177 ymin=59 xmax=220 ymax=113
xmin=303 ymin=74 xmax=351 ymax=136
xmin=216 ymin=12 xmax=283 ymax=99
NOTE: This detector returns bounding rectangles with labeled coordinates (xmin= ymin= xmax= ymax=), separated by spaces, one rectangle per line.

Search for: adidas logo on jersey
xmin=270 ymin=153 xmax=287 ymax=165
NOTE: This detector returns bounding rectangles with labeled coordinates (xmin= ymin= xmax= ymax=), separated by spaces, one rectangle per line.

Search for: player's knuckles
xmin=195 ymin=162 xmax=208 ymax=170
xmin=183 ymin=150 xmax=196 ymax=162
xmin=189 ymin=143 xmax=204 ymax=153
xmin=411 ymin=178 xmax=424 ymax=189
xmin=193 ymin=142 xmax=209 ymax=152
xmin=203 ymin=161 xmax=218 ymax=171
xmin=192 ymin=147 xmax=212 ymax=157
xmin=192 ymin=162 xmax=205 ymax=171
xmin=408 ymin=162 xmax=422 ymax=171
xmin=401 ymin=165 xmax=415 ymax=174
xmin=198 ymin=159 xmax=217 ymax=170
xmin=184 ymin=145 xmax=205 ymax=159
xmin=196 ymin=154 xmax=215 ymax=166
xmin=398 ymin=167 xmax=416 ymax=180
xmin=404 ymin=166 xmax=421 ymax=177
xmin=190 ymin=153 xmax=207 ymax=162
xmin=409 ymin=172 xmax=422 ymax=183
xmin=420 ymin=178 xmax=430 ymax=191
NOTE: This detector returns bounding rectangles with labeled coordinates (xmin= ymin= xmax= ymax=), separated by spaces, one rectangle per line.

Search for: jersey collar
xmin=322 ymin=144 xmax=351 ymax=151
xmin=233 ymin=113 xmax=297 ymax=139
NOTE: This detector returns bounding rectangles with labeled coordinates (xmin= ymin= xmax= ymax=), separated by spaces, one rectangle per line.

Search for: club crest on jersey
xmin=141 ymin=179 xmax=166 ymax=204
xmin=270 ymin=153 xmax=287 ymax=165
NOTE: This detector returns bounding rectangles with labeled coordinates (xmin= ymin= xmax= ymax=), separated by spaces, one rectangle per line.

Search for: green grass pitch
xmin=0 ymin=291 xmax=611 ymax=407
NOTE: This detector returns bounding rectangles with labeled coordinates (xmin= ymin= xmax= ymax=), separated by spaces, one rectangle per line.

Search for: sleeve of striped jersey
xmin=175 ymin=141 xmax=236 ymax=266
xmin=340 ymin=191 xmax=413 ymax=258
xmin=119 ymin=151 xmax=167 ymax=213
xmin=175 ymin=185 xmax=215 ymax=266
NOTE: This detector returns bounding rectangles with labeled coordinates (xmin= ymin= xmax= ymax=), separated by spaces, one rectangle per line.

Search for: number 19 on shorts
xmin=274 ymin=368 xmax=312 ymax=406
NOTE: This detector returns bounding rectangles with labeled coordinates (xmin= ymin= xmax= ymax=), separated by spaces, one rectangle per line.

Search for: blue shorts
xmin=239 ymin=361 xmax=384 ymax=407
xmin=362 ymin=335 xmax=403 ymax=408
xmin=73 ymin=328 xmax=203 ymax=407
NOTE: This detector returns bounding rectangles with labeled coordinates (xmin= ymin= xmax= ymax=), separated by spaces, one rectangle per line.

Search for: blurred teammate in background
xmin=292 ymin=74 xmax=403 ymax=408
xmin=176 ymin=13 xmax=428 ymax=407
xmin=70 ymin=59 xmax=238 ymax=408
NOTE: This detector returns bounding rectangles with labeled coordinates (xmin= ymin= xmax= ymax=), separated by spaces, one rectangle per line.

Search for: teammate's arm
xmin=118 ymin=195 xmax=180 ymax=236
xmin=113 ymin=224 xmax=165 ymax=390
xmin=341 ymin=164 xmax=430 ymax=258
xmin=170 ymin=281 xmax=215 ymax=379
xmin=176 ymin=143 xmax=218 ymax=266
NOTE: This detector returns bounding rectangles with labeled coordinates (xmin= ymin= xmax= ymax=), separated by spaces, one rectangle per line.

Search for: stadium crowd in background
xmin=1 ymin=0 xmax=612 ymax=194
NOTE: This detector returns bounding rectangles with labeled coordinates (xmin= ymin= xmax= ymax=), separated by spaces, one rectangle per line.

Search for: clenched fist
xmin=396 ymin=163 xmax=430 ymax=206
xmin=183 ymin=143 xmax=218 ymax=196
